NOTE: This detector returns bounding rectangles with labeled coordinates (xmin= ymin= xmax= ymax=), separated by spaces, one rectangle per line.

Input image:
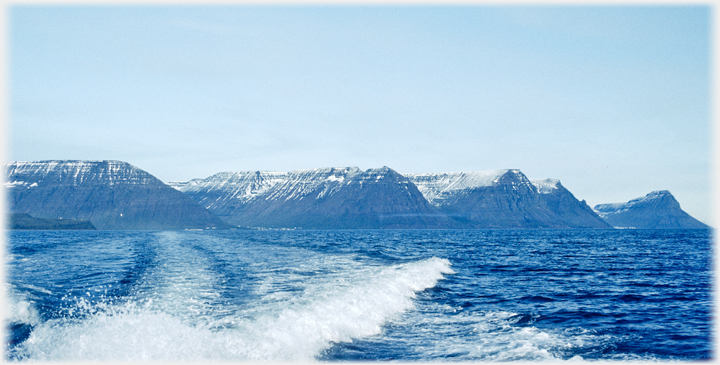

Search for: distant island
xmin=9 ymin=213 xmax=96 ymax=230
xmin=4 ymin=160 xmax=710 ymax=231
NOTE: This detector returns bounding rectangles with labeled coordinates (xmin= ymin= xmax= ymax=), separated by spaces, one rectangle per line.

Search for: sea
xmin=4 ymin=229 xmax=713 ymax=362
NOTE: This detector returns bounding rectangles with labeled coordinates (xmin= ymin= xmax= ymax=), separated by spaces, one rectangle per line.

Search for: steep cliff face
xmin=5 ymin=160 xmax=231 ymax=230
xmin=531 ymin=178 xmax=612 ymax=228
xmin=407 ymin=170 xmax=610 ymax=228
xmin=594 ymin=191 xmax=709 ymax=229
xmin=173 ymin=166 xmax=456 ymax=229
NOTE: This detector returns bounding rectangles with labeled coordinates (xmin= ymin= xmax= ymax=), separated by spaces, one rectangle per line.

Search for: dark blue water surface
xmin=5 ymin=229 xmax=713 ymax=361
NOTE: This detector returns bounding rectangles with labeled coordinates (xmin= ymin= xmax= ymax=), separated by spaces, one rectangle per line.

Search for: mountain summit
xmin=593 ymin=190 xmax=709 ymax=229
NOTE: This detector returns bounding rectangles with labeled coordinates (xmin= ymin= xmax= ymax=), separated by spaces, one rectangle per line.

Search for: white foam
xmin=6 ymin=295 xmax=41 ymax=327
xmin=11 ymin=256 xmax=454 ymax=362
xmin=129 ymin=232 xmax=222 ymax=326
xmin=240 ymin=257 xmax=455 ymax=360
xmin=465 ymin=311 xmax=591 ymax=361
xmin=384 ymin=306 xmax=650 ymax=362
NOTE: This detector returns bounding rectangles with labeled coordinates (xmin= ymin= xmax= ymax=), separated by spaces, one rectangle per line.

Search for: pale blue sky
xmin=8 ymin=5 xmax=712 ymax=224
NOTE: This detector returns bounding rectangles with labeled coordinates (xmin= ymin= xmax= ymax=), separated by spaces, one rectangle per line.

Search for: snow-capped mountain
xmin=594 ymin=191 xmax=709 ymax=229
xmin=173 ymin=167 xmax=360 ymax=210
xmin=14 ymin=160 xmax=701 ymax=230
xmin=171 ymin=166 xmax=454 ymax=229
xmin=174 ymin=167 xmax=609 ymax=229
xmin=5 ymin=160 xmax=231 ymax=230
xmin=406 ymin=169 xmax=515 ymax=206
xmin=406 ymin=170 xmax=610 ymax=228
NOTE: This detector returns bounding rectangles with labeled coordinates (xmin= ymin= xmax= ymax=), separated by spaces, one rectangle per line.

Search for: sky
xmin=7 ymin=5 xmax=713 ymax=224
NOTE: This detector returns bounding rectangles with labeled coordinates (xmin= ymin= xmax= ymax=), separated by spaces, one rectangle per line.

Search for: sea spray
xmin=235 ymin=257 xmax=455 ymax=361
xmin=9 ymin=257 xmax=453 ymax=362
xmin=396 ymin=309 xmax=605 ymax=361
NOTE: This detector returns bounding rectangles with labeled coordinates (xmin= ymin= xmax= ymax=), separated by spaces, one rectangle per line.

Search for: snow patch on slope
xmin=5 ymin=161 xmax=156 ymax=187
xmin=172 ymin=167 xmax=365 ymax=208
xmin=406 ymin=170 xmax=510 ymax=204
xmin=530 ymin=179 xmax=561 ymax=194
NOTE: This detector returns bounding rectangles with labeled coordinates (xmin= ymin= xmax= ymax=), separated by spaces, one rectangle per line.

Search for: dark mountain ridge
xmin=9 ymin=213 xmax=96 ymax=230
xmin=594 ymin=190 xmax=709 ymax=229
xmin=5 ymin=160 xmax=232 ymax=230
xmin=406 ymin=170 xmax=610 ymax=228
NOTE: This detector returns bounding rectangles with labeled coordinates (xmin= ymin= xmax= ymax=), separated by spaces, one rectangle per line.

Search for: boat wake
xmin=7 ymin=234 xmax=454 ymax=362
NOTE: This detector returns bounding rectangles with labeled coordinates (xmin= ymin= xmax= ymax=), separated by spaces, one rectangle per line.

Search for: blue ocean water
xmin=4 ymin=229 xmax=713 ymax=362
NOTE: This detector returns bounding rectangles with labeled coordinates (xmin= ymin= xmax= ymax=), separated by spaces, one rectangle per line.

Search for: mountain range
xmin=4 ymin=160 xmax=709 ymax=230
